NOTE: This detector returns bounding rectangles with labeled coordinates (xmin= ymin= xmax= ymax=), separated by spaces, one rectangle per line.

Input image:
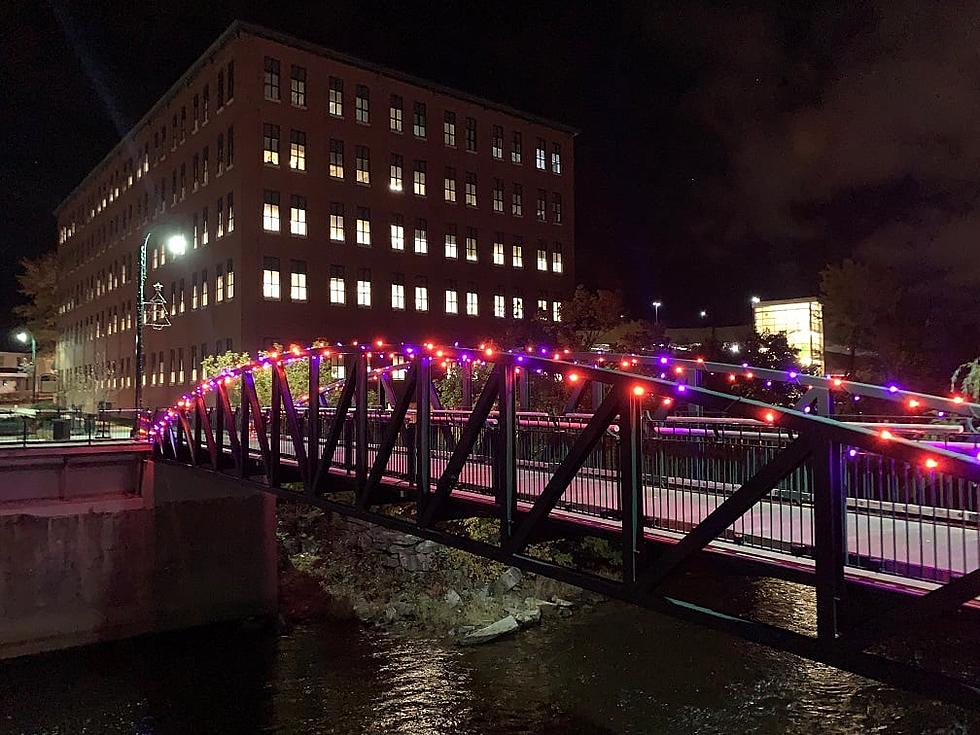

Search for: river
xmin=0 ymin=591 xmax=974 ymax=735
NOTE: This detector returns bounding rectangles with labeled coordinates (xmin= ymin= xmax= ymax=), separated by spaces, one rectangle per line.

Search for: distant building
xmin=54 ymin=21 xmax=576 ymax=409
xmin=0 ymin=352 xmax=29 ymax=396
xmin=752 ymin=297 xmax=825 ymax=371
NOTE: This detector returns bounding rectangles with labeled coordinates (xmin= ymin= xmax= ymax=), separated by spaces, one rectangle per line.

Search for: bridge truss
xmin=150 ymin=343 xmax=980 ymax=708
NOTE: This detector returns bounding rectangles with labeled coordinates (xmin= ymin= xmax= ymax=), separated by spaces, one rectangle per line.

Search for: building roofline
xmin=754 ymin=297 xmax=822 ymax=307
xmin=56 ymin=19 xmax=578 ymax=216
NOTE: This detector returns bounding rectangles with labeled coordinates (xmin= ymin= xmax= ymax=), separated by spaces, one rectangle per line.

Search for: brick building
xmin=54 ymin=21 xmax=576 ymax=410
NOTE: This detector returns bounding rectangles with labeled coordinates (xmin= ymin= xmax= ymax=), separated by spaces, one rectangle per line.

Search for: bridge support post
xmin=270 ymin=362 xmax=282 ymax=487
xmin=214 ymin=387 xmax=225 ymax=469
xmin=618 ymin=387 xmax=643 ymax=584
xmin=355 ymin=353 xmax=369 ymax=494
xmin=239 ymin=395 xmax=249 ymax=479
xmin=415 ymin=357 xmax=431 ymax=516
xmin=813 ymin=438 xmax=847 ymax=643
xmin=308 ymin=355 xmax=320 ymax=489
xmin=495 ymin=362 xmax=518 ymax=542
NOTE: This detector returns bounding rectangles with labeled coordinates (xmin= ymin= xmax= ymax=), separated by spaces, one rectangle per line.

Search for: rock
xmin=416 ymin=540 xmax=440 ymax=554
xmin=459 ymin=615 xmax=519 ymax=646
xmin=525 ymin=597 xmax=561 ymax=618
xmin=494 ymin=566 xmax=523 ymax=596
xmin=444 ymin=589 xmax=462 ymax=607
xmin=513 ymin=608 xmax=541 ymax=628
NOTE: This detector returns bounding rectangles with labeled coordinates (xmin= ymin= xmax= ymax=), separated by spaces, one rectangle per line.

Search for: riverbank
xmin=277 ymin=502 xmax=606 ymax=643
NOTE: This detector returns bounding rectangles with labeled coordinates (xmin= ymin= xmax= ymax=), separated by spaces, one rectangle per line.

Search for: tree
xmin=14 ymin=253 xmax=59 ymax=355
xmin=951 ymin=358 xmax=980 ymax=401
xmin=819 ymin=259 xmax=882 ymax=377
xmin=603 ymin=319 xmax=663 ymax=353
xmin=200 ymin=348 xmax=311 ymax=406
xmin=553 ymin=286 xmax=625 ymax=349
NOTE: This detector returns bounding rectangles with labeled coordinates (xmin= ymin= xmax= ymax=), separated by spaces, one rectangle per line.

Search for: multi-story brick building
xmin=54 ymin=21 xmax=576 ymax=410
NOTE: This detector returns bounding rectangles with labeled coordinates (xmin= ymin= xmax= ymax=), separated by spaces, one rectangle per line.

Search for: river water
xmin=0 ymin=591 xmax=974 ymax=735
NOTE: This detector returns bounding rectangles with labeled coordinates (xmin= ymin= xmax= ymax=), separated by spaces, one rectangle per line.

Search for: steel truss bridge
xmin=149 ymin=343 xmax=980 ymax=708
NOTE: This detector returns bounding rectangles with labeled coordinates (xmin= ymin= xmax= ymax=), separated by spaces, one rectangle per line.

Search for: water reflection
xmin=0 ymin=604 xmax=974 ymax=734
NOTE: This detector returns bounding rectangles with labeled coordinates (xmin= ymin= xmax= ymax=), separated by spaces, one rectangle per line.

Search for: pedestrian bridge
xmin=148 ymin=342 xmax=980 ymax=708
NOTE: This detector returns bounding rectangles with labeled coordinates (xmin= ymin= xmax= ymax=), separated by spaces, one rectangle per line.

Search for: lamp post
xmin=651 ymin=300 xmax=663 ymax=324
xmin=14 ymin=330 xmax=37 ymax=404
xmin=699 ymin=310 xmax=707 ymax=320
xmin=135 ymin=230 xmax=187 ymax=414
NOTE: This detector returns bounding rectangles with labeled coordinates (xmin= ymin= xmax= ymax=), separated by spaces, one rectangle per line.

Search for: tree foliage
xmin=14 ymin=253 xmax=59 ymax=355
xmin=553 ymin=286 xmax=625 ymax=350
xmin=951 ymin=358 xmax=980 ymax=401
xmin=200 ymin=349 xmax=311 ymax=406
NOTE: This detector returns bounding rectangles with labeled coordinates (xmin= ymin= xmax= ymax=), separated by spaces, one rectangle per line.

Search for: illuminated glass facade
xmin=753 ymin=298 xmax=825 ymax=370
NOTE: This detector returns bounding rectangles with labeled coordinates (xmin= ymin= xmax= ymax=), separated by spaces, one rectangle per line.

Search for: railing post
xmin=416 ymin=356 xmax=431 ymax=516
xmin=495 ymin=361 xmax=518 ymax=543
xmin=355 ymin=352 xmax=369 ymax=493
xmin=813 ymin=437 xmax=847 ymax=643
xmin=308 ymin=355 xmax=320 ymax=489
xmin=517 ymin=366 xmax=530 ymax=411
xmin=194 ymin=402 xmax=202 ymax=464
xmin=270 ymin=363 xmax=282 ymax=487
xmin=239 ymin=396 xmax=249 ymax=478
xmin=460 ymin=359 xmax=473 ymax=410
xmin=619 ymin=386 xmax=643 ymax=584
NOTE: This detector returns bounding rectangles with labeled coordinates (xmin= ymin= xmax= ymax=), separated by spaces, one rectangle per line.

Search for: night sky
xmin=2 ymin=1 xmax=973 ymax=343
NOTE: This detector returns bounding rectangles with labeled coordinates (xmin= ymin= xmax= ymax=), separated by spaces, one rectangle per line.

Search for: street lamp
xmin=651 ymin=301 xmax=663 ymax=324
xmin=135 ymin=230 xmax=187 ymax=414
xmin=750 ymin=296 xmax=761 ymax=305
xmin=14 ymin=329 xmax=37 ymax=404
xmin=699 ymin=310 xmax=707 ymax=320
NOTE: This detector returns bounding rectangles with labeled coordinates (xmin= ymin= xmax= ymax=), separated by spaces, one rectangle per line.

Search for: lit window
xmin=262 ymin=123 xmax=279 ymax=166
xmin=492 ymin=238 xmax=505 ymax=265
xmin=535 ymin=138 xmax=546 ymax=170
xmin=512 ymin=242 xmax=523 ymax=268
xmin=216 ymin=197 xmax=224 ymax=238
xmin=552 ymin=244 xmax=564 ymax=273
xmin=537 ymin=247 xmax=548 ymax=271
xmin=357 ymin=269 xmax=372 ymax=307
xmin=511 ymin=132 xmax=522 ymax=164
xmin=512 ymin=184 xmax=523 ymax=216
xmin=552 ymin=193 xmax=562 ymax=224
xmin=201 ymin=207 xmax=209 ymax=245
xmin=494 ymin=294 xmax=506 ymax=318
xmin=262 ymin=257 xmax=280 ymax=299
xmin=201 ymin=270 xmax=209 ymax=307
xmin=263 ymin=190 xmax=280 ymax=232
xmin=537 ymin=298 xmax=548 ymax=315
xmin=330 ymin=203 xmax=345 ymax=242
xmin=491 ymin=125 xmax=503 ymax=159
xmin=264 ymin=57 xmax=280 ymax=101
xmin=414 ymin=282 xmax=429 ymax=312
xmin=444 ymin=230 xmax=457 ymax=259
xmin=355 ymin=146 xmax=370 ymax=184
xmin=390 ymin=217 xmax=405 ymax=250
xmin=465 ymin=173 xmax=477 ymax=207
xmin=329 ymin=266 xmax=346 ymax=304
xmin=465 ymin=229 xmax=478 ymax=262
xmin=289 ymin=130 xmax=306 ymax=171
xmin=536 ymin=190 xmax=547 ymax=221
xmin=414 ymin=219 xmax=428 ymax=254
xmin=290 ymin=195 xmax=307 ymax=236
xmin=553 ymin=301 xmax=562 ymax=322
xmin=444 ymin=110 xmax=456 ymax=146
xmin=329 ymin=139 xmax=344 ymax=179
xmin=444 ymin=168 xmax=456 ymax=202
xmin=290 ymin=260 xmax=307 ymax=301
xmin=216 ymin=266 xmax=224 ymax=303
xmin=391 ymin=282 xmax=405 ymax=310
xmin=551 ymin=143 xmax=562 ymax=174
xmin=356 ymin=207 xmax=371 ymax=245
xmin=466 ymin=291 xmax=478 ymax=316
xmin=355 ymin=85 xmax=369 ymax=123
xmin=512 ymin=296 xmax=524 ymax=319
xmin=445 ymin=288 xmax=458 ymax=314
xmin=290 ymin=65 xmax=307 ymax=107
xmin=226 ymin=192 xmax=235 ymax=232
xmin=329 ymin=77 xmax=344 ymax=116
xmin=413 ymin=160 xmax=426 ymax=196
xmin=226 ymin=259 xmax=235 ymax=299
xmin=389 ymin=153 xmax=404 ymax=191
xmin=492 ymin=179 xmax=504 ymax=212
xmin=413 ymin=102 xmax=426 ymax=137
xmin=389 ymin=95 xmax=403 ymax=132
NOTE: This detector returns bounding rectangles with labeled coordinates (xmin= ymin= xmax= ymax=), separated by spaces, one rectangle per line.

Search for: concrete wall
xmin=0 ymin=455 xmax=277 ymax=659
